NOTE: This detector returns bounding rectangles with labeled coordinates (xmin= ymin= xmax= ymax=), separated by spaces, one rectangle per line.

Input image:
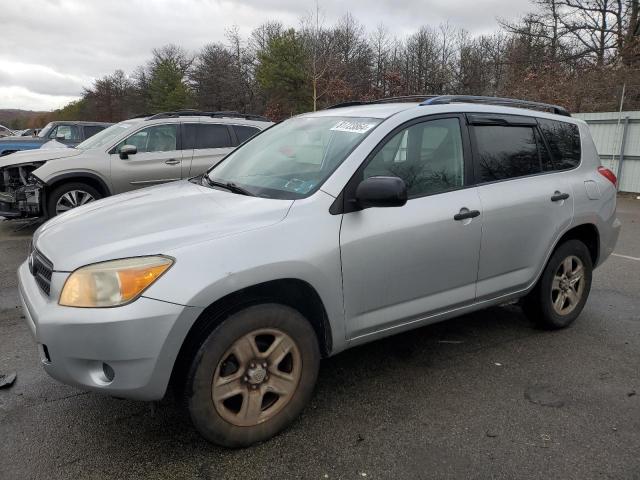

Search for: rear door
xmin=183 ymin=123 xmax=234 ymax=176
xmin=109 ymin=123 xmax=183 ymax=193
xmin=469 ymin=114 xmax=574 ymax=299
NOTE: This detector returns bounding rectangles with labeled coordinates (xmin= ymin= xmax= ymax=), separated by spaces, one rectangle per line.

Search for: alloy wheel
xmin=551 ymin=255 xmax=585 ymax=316
xmin=212 ymin=328 xmax=302 ymax=427
xmin=55 ymin=190 xmax=95 ymax=215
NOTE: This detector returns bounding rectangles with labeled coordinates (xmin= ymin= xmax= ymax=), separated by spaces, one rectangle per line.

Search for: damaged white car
xmin=0 ymin=111 xmax=271 ymax=219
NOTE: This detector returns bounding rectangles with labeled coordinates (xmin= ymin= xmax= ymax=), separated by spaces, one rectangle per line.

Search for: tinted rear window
xmin=183 ymin=124 xmax=232 ymax=149
xmin=472 ymin=125 xmax=541 ymax=182
xmin=84 ymin=125 xmax=105 ymax=139
xmin=537 ymin=119 xmax=581 ymax=170
xmin=234 ymin=125 xmax=260 ymax=144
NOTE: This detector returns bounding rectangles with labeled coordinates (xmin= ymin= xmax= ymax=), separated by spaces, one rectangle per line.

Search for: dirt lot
xmin=1 ymin=197 xmax=639 ymax=480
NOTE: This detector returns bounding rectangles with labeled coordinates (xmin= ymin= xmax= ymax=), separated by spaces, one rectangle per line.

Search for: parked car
xmin=14 ymin=128 xmax=38 ymax=137
xmin=0 ymin=111 xmax=271 ymax=218
xmin=18 ymin=96 xmax=620 ymax=447
xmin=0 ymin=124 xmax=15 ymax=137
xmin=0 ymin=120 xmax=111 ymax=157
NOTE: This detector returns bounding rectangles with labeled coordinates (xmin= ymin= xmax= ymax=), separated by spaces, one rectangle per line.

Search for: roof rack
xmin=326 ymin=95 xmax=438 ymax=109
xmin=145 ymin=110 xmax=270 ymax=122
xmin=420 ymin=95 xmax=571 ymax=117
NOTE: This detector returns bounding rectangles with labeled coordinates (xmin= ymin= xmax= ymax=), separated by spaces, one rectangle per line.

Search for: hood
xmin=0 ymin=147 xmax=82 ymax=169
xmin=33 ymin=180 xmax=293 ymax=271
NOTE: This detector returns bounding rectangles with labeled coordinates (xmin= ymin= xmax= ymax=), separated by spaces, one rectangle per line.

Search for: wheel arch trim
xmin=45 ymin=171 xmax=113 ymax=196
xmin=168 ymin=277 xmax=335 ymax=394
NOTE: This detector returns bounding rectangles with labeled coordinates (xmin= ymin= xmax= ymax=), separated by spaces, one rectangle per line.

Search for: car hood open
xmin=33 ymin=180 xmax=293 ymax=271
xmin=0 ymin=147 xmax=82 ymax=169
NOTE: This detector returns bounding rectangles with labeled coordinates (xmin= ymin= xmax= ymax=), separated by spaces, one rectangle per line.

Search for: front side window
xmin=117 ymin=124 xmax=177 ymax=153
xmin=472 ymin=125 xmax=541 ymax=182
xmin=50 ymin=125 xmax=80 ymax=141
xmin=207 ymin=116 xmax=382 ymax=199
xmin=363 ymin=118 xmax=464 ymax=198
xmin=537 ymin=119 xmax=581 ymax=170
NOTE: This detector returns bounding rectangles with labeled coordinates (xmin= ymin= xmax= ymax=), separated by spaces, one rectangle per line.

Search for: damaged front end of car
xmin=0 ymin=163 xmax=45 ymax=218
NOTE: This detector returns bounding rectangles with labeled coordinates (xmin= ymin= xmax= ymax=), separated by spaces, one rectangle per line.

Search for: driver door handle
xmin=454 ymin=209 xmax=480 ymax=221
xmin=551 ymin=192 xmax=570 ymax=202
xmin=165 ymin=159 xmax=180 ymax=165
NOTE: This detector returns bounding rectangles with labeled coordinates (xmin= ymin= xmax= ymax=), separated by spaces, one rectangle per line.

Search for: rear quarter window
xmin=537 ymin=119 xmax=581 ymax=170
xmin=233 ymin=125 xmax=261 ymax=144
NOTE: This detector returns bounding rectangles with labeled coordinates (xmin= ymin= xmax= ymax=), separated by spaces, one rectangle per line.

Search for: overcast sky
xmin=1 ymin=0 xmax=533 ymax=112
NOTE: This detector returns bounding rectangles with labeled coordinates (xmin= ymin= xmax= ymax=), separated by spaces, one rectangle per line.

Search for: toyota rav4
xmin=18 ymin=96 xmax=620 ymax=447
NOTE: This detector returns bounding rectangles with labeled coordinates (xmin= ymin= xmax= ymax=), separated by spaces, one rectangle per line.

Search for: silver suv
xmin=18 ymin=96 xmax=621 ymax=447
xmin=0 ymin=111 xmax=271 ymax=218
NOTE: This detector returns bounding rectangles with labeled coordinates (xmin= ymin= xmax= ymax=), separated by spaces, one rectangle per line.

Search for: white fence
xmin=574 ymin=111 xmax=640 ymax=193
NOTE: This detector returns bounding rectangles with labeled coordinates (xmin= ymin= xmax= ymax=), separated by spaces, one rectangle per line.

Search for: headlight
xmin=59 ymin=256 xmax=173 ymax=308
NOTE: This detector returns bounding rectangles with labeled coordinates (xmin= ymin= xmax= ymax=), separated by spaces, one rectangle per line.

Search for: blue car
xmin=0 ymin=121 xmax=112 ymax=156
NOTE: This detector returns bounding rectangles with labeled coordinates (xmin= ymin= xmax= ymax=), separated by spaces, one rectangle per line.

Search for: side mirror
xmin=119 ymin=144 xmax=137 ymax=159
xmin=355 ymin=176 xmax=407 ymax=209
xmin=56 ymin=134 xmax=66 ymax=141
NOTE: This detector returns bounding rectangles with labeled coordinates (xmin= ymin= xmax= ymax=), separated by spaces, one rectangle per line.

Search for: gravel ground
xmin=1 ymin=197 xmax=639 ymax=480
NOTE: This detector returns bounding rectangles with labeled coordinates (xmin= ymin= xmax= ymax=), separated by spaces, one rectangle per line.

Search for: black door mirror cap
xmin=119 ymin=144 xmax=138 ymax=159
xmin=355 ymin=176 xmax=408 ymax=209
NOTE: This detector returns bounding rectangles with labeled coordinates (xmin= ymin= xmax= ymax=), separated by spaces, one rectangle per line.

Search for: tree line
xmin=17 ymin=0 xmax=640 ymax=127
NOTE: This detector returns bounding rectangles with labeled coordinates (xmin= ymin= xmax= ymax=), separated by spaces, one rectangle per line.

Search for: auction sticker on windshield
xmin=330 ymin=120 xmax=377 ymax=134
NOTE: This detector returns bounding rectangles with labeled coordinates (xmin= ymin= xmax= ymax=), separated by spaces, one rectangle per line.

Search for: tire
xmin=522 ymin=239 xmax=593 ymax=330
xmin=46 ymin=182 xmax=102 ymax=217
xmin=185 ymin=303 xmax=320 ymax=447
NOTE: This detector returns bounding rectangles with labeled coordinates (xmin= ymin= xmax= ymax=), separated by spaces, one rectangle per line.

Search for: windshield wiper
xmin=203 ymin=175 xmax=253 ymax=196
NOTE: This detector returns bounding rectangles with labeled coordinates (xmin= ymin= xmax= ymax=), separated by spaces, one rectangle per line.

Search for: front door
xmin=110 ymin=123 xmax=183 ymax=193
xmin=340 ymin=116 xmax=482 ymax=340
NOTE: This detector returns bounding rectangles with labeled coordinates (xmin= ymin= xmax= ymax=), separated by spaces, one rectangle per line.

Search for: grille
xmin=30 ymin=249 xmax=53 ymax=296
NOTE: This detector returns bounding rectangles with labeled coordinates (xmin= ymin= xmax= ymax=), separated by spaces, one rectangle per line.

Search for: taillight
xmin=597 ymin=166 xmax=617 ymax=187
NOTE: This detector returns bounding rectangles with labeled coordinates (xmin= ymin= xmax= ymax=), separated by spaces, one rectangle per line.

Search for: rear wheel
xmin=522 ymin=239 xmax=593 ymax=329
xmin=46 ymin=182 xmax=101 ymax=217
xmin=185 ymin=303 xmax=320 ymax=447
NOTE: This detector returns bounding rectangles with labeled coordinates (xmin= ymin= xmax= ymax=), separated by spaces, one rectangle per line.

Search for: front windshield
xmin=37 ymin=123 xmax=54 ymax=138
xmin=75 ymin=122 xmax=138 ymax=150
xmin=207 ymin=116 xmax=382 ymax=199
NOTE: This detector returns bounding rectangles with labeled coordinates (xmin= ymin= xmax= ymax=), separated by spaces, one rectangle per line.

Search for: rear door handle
xmin=165 ymin=159 xmax=180 ymax=165
xmin=551 ymin=192 xmax=570 ymax=202
xmin=454 ymin=209 xmax=480 ymax=221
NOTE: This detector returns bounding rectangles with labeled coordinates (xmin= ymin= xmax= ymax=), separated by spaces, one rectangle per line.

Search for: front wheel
xmin=522 ymin=239 xmax=593 ymax=329
xmin=46 ymin=182 xmax=102 ymax=217
xmin=185 ymin=303 xmax=320 ymax=447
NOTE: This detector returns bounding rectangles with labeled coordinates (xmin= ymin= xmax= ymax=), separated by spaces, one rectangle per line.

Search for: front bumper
xmin=0 ymin=185 xmax=42 ymax=218
xmin=18 ymin=261 xmax=203 ymax=400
